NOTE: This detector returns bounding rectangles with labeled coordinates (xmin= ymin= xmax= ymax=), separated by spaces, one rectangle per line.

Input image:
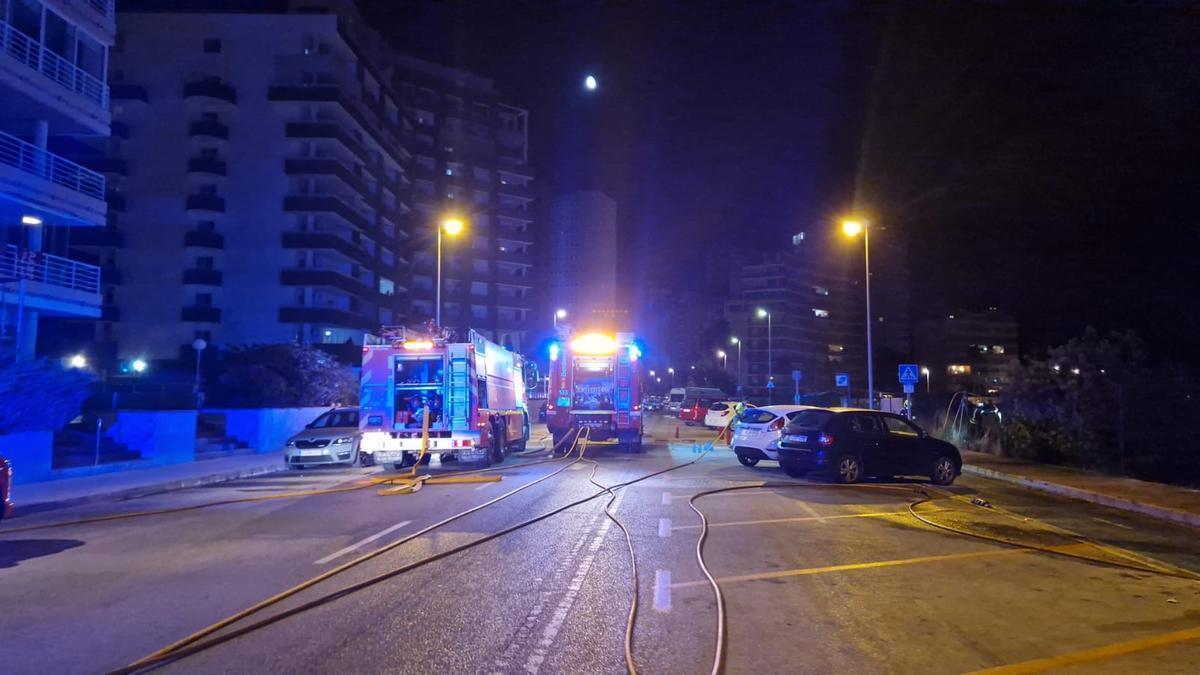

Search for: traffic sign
xmin=902 ymin=383 xmax=915 ymax=394
xmin=792 ymin=369 xmax=802 ymax=383
xmin=898 ymin=364 xmax=920 ymax=385
xmin=835 ymin=373 xmax=850 ymax=388
xmin=766 ymin=380 xmax=776 ymax=389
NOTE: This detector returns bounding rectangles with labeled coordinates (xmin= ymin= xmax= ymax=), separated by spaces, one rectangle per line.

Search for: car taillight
xmin=769 ymin=418 xmax=784 ymax=431
xmin=818 ymin=433 xmax=834 ymax=447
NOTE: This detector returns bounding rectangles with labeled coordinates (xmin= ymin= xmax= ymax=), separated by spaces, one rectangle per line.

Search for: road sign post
xmin=835 ymin=373 xmax=850 ymax=407
xmin=898 ymin=364 xmax=919 ymax=418
xmin=792 ymin=369 xmax=802 ymax=405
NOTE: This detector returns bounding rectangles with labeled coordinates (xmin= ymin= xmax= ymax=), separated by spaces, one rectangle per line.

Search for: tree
xmin=0 ymin=353 xmax=94 ymax=435
xmin=208 ymin=344 xmax=359 ymax=408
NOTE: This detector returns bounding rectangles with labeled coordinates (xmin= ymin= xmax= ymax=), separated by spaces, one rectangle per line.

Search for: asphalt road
xmin=3 ymin=417 xmax=1200 ymax=674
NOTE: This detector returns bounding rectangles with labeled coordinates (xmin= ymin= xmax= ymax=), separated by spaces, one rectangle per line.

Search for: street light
xmin=921 ymin=366 xmax=931 ymax=394
xmin=69 ymin=354 xmax=87 ymax=369
xmin=192 ymin=338 xmax=208 ymax=401
xmin=730 ymin=336 xmax=742 ymax=393
xmin=841 ymin=219 xmax=874 ymax=409
xmin=436 ymin=216 xmax=466 ymax=328
xmin=668 ymin=367 xmax=675 ymax=388
xmin=756 ymin=307 xmax=773 ymax=404
xmin=553 ymin=308 xmax=567 ymax=329
xmin=717 ymin=349 xmax=727 ymax=369
xmin=132 ymin=358 xmax=148 ymax=374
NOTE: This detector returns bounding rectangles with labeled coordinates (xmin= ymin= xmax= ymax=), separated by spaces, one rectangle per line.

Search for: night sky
xmin=361 ymin=1 xmax=1200 ymax=366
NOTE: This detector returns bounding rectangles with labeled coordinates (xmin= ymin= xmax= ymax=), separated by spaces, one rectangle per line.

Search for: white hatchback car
xmin=730 ymin=405 xmax=816 ymax=467
xmin=704 ymin=401 xmax=754 ymax=429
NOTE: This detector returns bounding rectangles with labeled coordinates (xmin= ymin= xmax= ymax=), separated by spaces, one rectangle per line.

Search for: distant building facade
xmin=0 ymin=0 xmax=113 ymax=358
xmin=913 ymin=308 xmax=1018 ymax=394
xmin=546 ymin=190 xmax=617 ymax=329
xmin=52 ymin=0 xmax=533 ymax=362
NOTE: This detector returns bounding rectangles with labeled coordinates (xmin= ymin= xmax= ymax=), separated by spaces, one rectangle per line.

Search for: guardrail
xmin=87 ymin=0 xmax=116 ymax=20
xmin=0 ymin=131 xmax=106 ymax=200
xmin=1 ymin=244 xmax=101 ymax=295
xmin=1 ymin=20 xmax=109 ymax=108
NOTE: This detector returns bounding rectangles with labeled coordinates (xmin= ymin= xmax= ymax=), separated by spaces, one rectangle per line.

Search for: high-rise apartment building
xmin=913 ymin=308 xmax=1018 ymax=394
xmin=60 ymin=0 xmax=534 ymax=361
xmin=546 ymin=190 xmax=617 ymax=329
xmin=726 ymin=243 xmax=864 ymax=403
xmin=0 ymin=0 xmax=112 ymax=358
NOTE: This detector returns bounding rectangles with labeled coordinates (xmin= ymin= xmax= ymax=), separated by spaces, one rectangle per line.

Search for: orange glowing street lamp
xmin=436 ymin=216 xmax=466 ymax=327
xmin=842 ymin=218 xmax=873 ymax=408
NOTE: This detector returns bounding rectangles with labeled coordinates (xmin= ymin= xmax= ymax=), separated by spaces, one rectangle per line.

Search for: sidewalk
xmin=12 ymin=453 xmax=285 ymax=517
xmin=961 ymin=450 xmax=1200 ymax=528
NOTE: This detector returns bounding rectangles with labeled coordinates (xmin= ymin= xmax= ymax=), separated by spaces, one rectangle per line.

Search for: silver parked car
xmin=284 ymin=407 xmax=363 ymax=469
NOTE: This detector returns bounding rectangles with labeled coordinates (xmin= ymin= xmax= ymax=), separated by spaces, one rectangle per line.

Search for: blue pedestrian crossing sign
xmin=835 ymin=373 xmax=850 ymax=388
xmin=898 ymin=364 xmax=920 ymax=385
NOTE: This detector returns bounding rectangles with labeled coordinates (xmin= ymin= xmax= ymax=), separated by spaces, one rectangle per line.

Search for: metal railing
xmin=86 ymin=0 xmax=116 ymax=20
xmin=0 ymin=131 xmax=106 ymax=200
xmin=1 ymin=20 xmax=109 ymax=108
xmin=1 ymin=244 xmax=101 ymax=295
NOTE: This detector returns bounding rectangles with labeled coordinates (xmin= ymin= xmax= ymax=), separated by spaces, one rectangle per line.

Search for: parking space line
xmin=671 ymin=548 xmax=1032 ymax=588
xmin=967 ymin=626 xmax=1200 ymax=674
xmin=654 ymin=569 xmax=672 ymax=612
xmin=670 ymin=508 xmax=934 ymax=531
xmin=658 ymin=518 xmax=671 ymax=537
xmin=796 ymin=501 xmax=824 ymax=521
xmin=313 ymin=520 xmax=413 ymax=564
xmin=1091 ymin=517 xmax=1134 ymax=530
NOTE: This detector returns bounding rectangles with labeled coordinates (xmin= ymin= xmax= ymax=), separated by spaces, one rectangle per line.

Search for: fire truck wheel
xmin=396 ymin=453 xmax=417 ymax=469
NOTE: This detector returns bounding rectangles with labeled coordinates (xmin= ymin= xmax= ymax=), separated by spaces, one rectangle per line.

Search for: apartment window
xmin=200 ymin=147 xmax=218 ymax=159
xmin=197 ymin=220 xmax=215 ymax=232
xmin=813 ymin=285 xmax=830 ymax=296
xmin=203 ymin=39 xmax=222 ymax=53
xmin=379 ymin=278 xmax=395 ymax=296
xmin=196 ymin=256 xmax=214 ymax=270
xmin=993 ymin=345 xmax=1006 ymax=354
xmin=202 ymin=111 xmax=219 ymax=122
xmin=812 ymin=308 xmax=830 ymax=318
xmin=828 ymin=344 xmax=844 ymax=353
xmin=948 ymin=364 xmax=972 ymax=375
xmin=977 ymin=345 xmax=990 ymax=354
xmin=199 ymin=184 xmax=217 ymax=195
xmin=195 ymin=293 xmax=213 ymax=307
xmin=472 ymin=304 xmax=488 ymax=319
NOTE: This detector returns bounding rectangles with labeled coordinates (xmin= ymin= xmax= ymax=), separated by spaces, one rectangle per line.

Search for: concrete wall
xmin=106 ymin=410 xmax=198 ymax=465
xmin=215 ymin=406 xmax=330 ymax=454
xmin=2 ymin=431 xmax=55 ymax=485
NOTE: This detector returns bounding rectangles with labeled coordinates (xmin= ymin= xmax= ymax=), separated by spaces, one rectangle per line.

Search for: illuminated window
xmin=827 ymin=344 xmax=844 ymax=353
xmin=993 ymin=345 xmax=1005 ymax=354
xmin=978 ymin=345 xmax=990 ymax=354
xmin=813 ymin=286 xmax=830 ymax=296
xmin=947 ymin=364 xmax=972 ymax=375
xmin=812 ymin=308 xmax=830 ymax=318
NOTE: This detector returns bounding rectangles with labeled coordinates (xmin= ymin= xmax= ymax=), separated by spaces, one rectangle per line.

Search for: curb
xmin=12 ymin=462 xmax=285 ymax=517
xmin=962 ymin=464 xmax=1200 ymax=529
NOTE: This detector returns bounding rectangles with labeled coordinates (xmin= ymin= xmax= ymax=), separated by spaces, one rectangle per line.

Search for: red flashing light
xmin=769 ymin=417 xmax=785 ymax=431
xmin=818 ymin=433 xmax=835 ymax=447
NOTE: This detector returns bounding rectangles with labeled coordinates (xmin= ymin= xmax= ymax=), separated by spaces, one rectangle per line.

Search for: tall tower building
xmin=546 ymin=190 xmax=618 ymax=329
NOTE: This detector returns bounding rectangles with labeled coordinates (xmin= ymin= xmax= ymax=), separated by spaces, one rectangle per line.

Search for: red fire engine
xmin=359 ymin=327 xmax=530 ymax=468
xmin=546 ymin=332 xmax=644 ymax=452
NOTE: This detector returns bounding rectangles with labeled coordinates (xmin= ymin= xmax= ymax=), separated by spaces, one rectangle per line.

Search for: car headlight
xmin=333 ymin=437 xmax=354 ymax=445
xmin=286 ymin=440 xmax=295 ymax=447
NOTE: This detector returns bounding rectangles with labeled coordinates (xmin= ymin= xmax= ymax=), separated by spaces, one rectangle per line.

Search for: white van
xmin=667 ymin=387 xmax=726 ymax=413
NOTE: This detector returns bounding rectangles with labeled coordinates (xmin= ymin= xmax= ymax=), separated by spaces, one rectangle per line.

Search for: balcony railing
xmin=189 ymin=119 xmax=229 ymax=140
xmin=0 ymin=20 xmax=109 ymax=108
xmin=186 ymin=194 xmax=225 ymax=213
xmin=182 ymin=268 xmax=223 ymax=286
xmin=0 ymin=132 xmax=105 ymax=201
xmin=187 ymin=157 xmax=227 ymax=176
xmin=279 ymin=306 xmax=374 ymax=330
xmin=86 ymin=0 xmax=116 ymax=20
xmin=184 ymin=230 xmax=224 ymax=249
xmin=183 ymin=80 xmax=237 ymax=105
xmin=1 ymin=244 xmax=101 ymax=295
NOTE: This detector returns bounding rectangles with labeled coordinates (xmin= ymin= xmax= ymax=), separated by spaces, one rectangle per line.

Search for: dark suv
xmin=776 ymin=408 xmax=961 ymax=485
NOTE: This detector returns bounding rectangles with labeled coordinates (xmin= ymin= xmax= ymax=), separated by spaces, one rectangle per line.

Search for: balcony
xmin=184 ymin=230 xmax=224 ymax=249
xmin=279 ymin=306 xmax=374 ymax=330
xmin=189 ymin=119 xmax=229 ymax=140
xmin=282 ymin=231 xmax=375 ymax=268
xmin=282 ymin=195 xmax=373 ymax=235
xmin=0 ymin=132 xmax=106 ymax=226
xmin=494 ymin=247 xmax=532 ymax=264
xmin=110 ymin=84 xmax=148 ymax=102
xmin=496 ymin=204 xmax=533 ymax=221
xmin=187 ymin=157 xmax=227 ymax=177
xmin=284 ymin=159 xmax=369 ymax=197
xmin=183 ymin=268 xmax=223 ymax=286
xmin=184 ymin=80 xmax=237 ymax=105
xmin=285 ymin=122 xmax=371 ymax=166
xmin=181 ymin=306 xmax=221 ymax=323
xmin=186 ymin=194 xmax=225 ymax=214
xmin=0 ymin=19 xmax=109 ymax=111
xmin=497 ymin=181 xmax=532 ymax=199
xmin=270 ymin=86 xmax=405 ymax=165
xmin=280 ymin=269 xmax=376 ymax=299
xmin=0 ymin=244 xmax=101 ymax=318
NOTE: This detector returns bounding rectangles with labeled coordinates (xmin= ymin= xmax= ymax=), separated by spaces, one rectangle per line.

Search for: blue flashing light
xmin=549 ymin=343 xmax=560 ymax=362
xmin=629 ymin=344 xmax=641 ymax=362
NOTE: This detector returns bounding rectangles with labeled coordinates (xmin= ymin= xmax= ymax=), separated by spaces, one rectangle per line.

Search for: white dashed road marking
xmin=314 ymin=520 xmax=412 ymax=564
xmin=658 ymin=518 xmax=672 ymax=538
xmin=654 ymin=569 xmax=672 ymax=612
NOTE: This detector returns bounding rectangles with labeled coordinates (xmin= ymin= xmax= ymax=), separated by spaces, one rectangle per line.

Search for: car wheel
xmin=930 ymin=456 xmax=957 ymax=486
xmin=737 ymin=454 xmax=759 ymax=467
xmin=780 ymin=460 xmax=807 ymax=478
xmin=357 ymin=450 xmax=375 ymax=467
xmin=834 ymin=454 xmax=864 ymax=484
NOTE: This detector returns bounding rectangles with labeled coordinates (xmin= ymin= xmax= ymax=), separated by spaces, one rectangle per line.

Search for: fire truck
xmin=546 ymin=332 xmax=644 ymax=452
xmin=358 ymin=327 xmax=530 ymax=468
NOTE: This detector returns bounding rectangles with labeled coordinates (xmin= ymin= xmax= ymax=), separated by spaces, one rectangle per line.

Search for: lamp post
xmin=756 ymin=307 xmax=773 ymax=403
xmin=553 ymin=308 xmax=567 ymax=328
xmin=436 ymin=216 xmax=465 ymax=328
xmin=717 ymin=349 xmax=727 ymax=370
xmin=730 ymin=336 xmax=742 ymax=393
xmin=842 ymin=219 xmax=874 ymax=409
xmin=668 ymin=367 xmax=675 ymax=388
xmin=192 ymin=338 xmax=207 ymax=406
xmin=921 ymin=366 xmax=931 ymax=394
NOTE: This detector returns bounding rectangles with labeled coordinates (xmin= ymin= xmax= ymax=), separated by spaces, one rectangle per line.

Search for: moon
xmin=584 ymin=75 xmax=597 ymax=91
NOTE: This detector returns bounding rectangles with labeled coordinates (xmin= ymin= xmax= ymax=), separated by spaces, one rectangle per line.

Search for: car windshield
xmin=785 ymin=409 xmax=833 ymax=432
xmin=309 ymin=411 xmax=358 ymax=429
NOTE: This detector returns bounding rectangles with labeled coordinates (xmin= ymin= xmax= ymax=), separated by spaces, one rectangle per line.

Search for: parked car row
xmin=730 ymin=405 xmax=961 ymax=485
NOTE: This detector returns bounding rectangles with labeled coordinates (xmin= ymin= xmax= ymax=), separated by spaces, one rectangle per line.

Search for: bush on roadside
xmin=0 ymin=352 xmax=94 ymax=435
xmin=206 ymin=343 xmax=359 ymax=408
